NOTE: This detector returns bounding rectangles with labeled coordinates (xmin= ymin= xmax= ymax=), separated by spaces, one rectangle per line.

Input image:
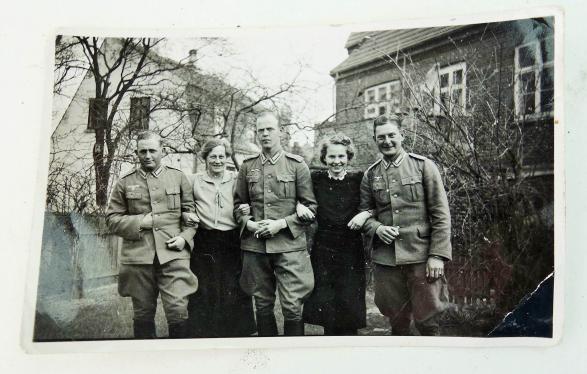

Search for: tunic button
xmin=267 ymin=203 xmax=271 ymax=207
xmin=393 ymin=194 xmax=398 ymax=198
xmin=268 ymin=189 xmax=272 ymax=193
xmin=386 ymin=189 xmax=389 ymax=192
xmin=392 ymin=179 xmax=397 ymax=183
xmin=267 ymin=175 xmax=272 ymax=179
xmin=395 ymin=210 xmax=399 ymax=213
xmin=155 ymin=228 xmax=159 ymax=231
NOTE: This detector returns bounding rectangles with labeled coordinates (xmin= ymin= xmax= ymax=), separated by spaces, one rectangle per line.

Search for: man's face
xmin=255 ymin=114 xmax=281 ymax=151
xmin=136 ymin=138 xmax=163 ymax=171
xmin=374 ymin=122 xmax=404 ymax=159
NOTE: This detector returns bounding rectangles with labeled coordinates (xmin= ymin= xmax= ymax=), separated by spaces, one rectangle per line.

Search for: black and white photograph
xmin=27 ymin=14 xmax=560 ymax=346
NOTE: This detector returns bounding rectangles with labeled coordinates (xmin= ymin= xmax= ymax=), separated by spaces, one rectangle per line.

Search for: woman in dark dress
xmin=300 ymin=134 xmax=372 ymax=335
xmin=184 ymin=138 xmax=256 ymax=338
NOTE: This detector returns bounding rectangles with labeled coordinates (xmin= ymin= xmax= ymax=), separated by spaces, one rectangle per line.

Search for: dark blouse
xmin=311 ymin=170 xmax=364 ymax=246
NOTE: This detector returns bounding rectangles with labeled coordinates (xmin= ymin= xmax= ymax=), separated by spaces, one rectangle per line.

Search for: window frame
xmin=363 ymin=80 xmax=402 ymax=119
xmin=514 ymin=37 xmax=554 ymax=119
xmin=433 ymin=62 xmax=467 ymax=116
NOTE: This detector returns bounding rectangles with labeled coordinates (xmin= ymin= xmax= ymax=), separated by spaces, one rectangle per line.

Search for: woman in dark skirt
xmin=184 ymin=138 xmax=256 ymax=338
xmin=299 ymin=134 xmax=372 ymax=335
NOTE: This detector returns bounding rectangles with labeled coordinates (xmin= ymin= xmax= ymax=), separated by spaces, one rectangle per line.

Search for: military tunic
xmin=359 ymin=151 xmax=451 ymax=335
xmin=106 ymin=165 xmax=199 ymax=328
xmin=234 ymin=150 xmax=317 ymax=322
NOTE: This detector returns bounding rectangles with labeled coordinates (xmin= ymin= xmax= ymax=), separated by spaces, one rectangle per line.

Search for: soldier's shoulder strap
xmin=284 ymin=152 xmax=304 ymax=163
xmin=119 ymin=168 xmax=137 ymax=179
xmin=242 ymin=153 xmax=261 ymax=163
xmin=165 ymin=165 xmax=183 ymax=172
xmin=408 ymin=152 xmax=427 ymax=161
xmin=365 ymin=159 xmax=382 ymax=174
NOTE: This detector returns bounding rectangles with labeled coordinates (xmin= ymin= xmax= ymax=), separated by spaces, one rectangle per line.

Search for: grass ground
xmin=33 ymin=284 xmax=496 ymax=341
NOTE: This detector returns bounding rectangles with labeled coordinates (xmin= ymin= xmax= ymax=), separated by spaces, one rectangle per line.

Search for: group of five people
xmin=106 ymin=112 xmax=452 ymax=339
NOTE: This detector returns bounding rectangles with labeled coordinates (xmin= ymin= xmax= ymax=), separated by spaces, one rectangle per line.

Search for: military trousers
xmin=240 ymin=250 xmax=314 ymax=321
xmin=118 ymin=257 xmax=199 ymax=325
xmin=374 ymin=262 xmax=448 ymax=335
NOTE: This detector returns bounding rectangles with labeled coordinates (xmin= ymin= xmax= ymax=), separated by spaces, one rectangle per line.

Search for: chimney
xmin=188 ymin=49 xmax=198 ymax=68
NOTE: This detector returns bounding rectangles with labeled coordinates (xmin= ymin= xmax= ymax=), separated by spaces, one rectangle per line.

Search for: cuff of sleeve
xmin=284 ymin=216 xmax=304 ymax=239
xmin=239 ymin=216 xmax=252 ymax=238
xmin=130 ymin=216 xmax=145 ymax=240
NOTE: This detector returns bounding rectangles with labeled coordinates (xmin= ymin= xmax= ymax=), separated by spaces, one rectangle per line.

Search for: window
xmin=87 ymin=98 xmax=107 ymax=130
xmin=515 ymin=37 xmax=554 ymax=117
xmin=434 ymin=62 xmax=467 ymax=115
xmin=364 ymin=80 xmax=402 ymax=119
xmin=129 ymin=97 xmax=151 ymax=131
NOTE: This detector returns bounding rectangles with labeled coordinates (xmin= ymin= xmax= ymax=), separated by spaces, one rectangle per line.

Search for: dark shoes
xmin=133 ymin=320 xmax=156 ymax=339
xmin=283 ymin=320 xmax=305 ymax=336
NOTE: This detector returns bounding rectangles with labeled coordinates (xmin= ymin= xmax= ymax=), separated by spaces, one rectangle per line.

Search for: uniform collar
xmin=381 ymin=150 xmax=406 ymax=169
xmin=328 ymin=169 xmax=347 ymax=181
xmin=138 ymin=165 xmax=164 ymax=178
xmin=261 ymin=150 xmax=284 ymax=165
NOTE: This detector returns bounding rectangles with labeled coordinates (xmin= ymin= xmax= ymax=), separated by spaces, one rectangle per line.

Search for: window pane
xmin=453 ymin=69 xmax=463 ymax=85
xmin=378 ymin=87 xmax=387 ymax=101
xmin=440 ymin=92 xmax=449 ymax=110
xmin=440 ymin=73 xmax=449 ymax=88
xmin=523 ymin=93 xmax=535 ymax=115
xmin=540 ymin=89 xmax=554 ymax=112
xmin=541 ymin=38 xmax=554 ymax=63
xmin=452 ymin=88 xmax=463 ymax=107
xmin=366 ymin=106 xmax=376 ymax=116
xmin=520 ymin=72 xmax=536 ymax=93
xmin=378 ymin=105 xmax=386 ymax=115
xmin=518 ymin=44 xmax=536 ymax=68
xmin=540 ymin=66 xmax=554 ymax=91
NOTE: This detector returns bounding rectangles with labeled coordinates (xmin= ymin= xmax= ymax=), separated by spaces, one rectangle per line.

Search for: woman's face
xmin=206 ymin=145 xmax=227 ymax=174
xmin=325 ymin=143 xmax=348 ymax=176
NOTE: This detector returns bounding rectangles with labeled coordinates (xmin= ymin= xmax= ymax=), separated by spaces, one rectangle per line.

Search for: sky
xmin=154 ymin=26 xmax=352 ymax=145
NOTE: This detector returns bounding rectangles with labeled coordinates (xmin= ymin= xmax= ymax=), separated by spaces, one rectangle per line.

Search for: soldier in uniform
xmin=234 ymin=111 xmax=317 ymax=336
xmin=359 ymin=115 xmax=452 ymax=336
xmin=106 ymin=131 xmax=198 ymax=339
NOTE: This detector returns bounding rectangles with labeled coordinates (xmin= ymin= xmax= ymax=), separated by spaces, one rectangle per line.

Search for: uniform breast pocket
xmin=246 ymin=174 xmax=260 ymax=197
xmin=165 ymin=187 xmax=181 ymax=210
xmin=372 ymin=180 xmax=390 ymax=204
xmin=276 ymin=174 xmax=295 ymax=198
xmin=401 ymin=175 xmax=424 ymax=202
xmin=125 ymin=191 xmax=143 ymax=213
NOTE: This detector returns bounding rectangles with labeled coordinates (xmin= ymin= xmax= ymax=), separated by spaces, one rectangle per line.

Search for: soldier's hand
xmin=296 ymin=202 xmax=315 ymax=222
xmin=237 ymin=204 xmax=251 ymax=216
xmin=246 ymin=220 xmax=261 ymax=234
xmin=255 ymin=219 xmax=287 ymax=239
xmin=182 ymin=212 xmax=200 ymax=227
xmin=347 ymin=211 xmax=371 ymax=230
xmin=426 ymin=256 xmax=445 ymax=280
xmin=166 ymin=236 xmax=186 ymax=251
xmin=140 ymin=213 xmax=153 ymax=230
xmin=375 ymin=225 xmax=399 ymax=244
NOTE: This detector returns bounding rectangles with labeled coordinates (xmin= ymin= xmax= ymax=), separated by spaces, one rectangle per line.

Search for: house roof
xmin=331 ymin=26 xmax=467 ymax=76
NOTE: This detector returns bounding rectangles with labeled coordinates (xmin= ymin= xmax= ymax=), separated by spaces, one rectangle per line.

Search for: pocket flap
xmin=372 ymin=180 xmax=386 ymax=190
xmin=401 ymin=175 xmax=422 ymax=185
xmin=165 ymin=187 xmax=180 ymax=195
xmin=277 ymin=174 xmax=295 ymax=182
xmin=417 ymin=226 xmax=431 ymax=237
xmin=125 ymin=191 xmax=142 ymax=200
xmin=246 ymin=174 xmax=260 ymax=183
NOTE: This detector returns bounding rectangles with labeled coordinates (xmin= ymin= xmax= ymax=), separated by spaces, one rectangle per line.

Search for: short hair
xmin=319 ymin=133 xmax=356 ymax=165
xmin=255 ymin=111 xmax=280 ymax=128
xmin=200 ymin=138 xmax=232 ymax=161
xmin=373 ymin=114 xmax=402 ymax=136
xmin=136 ymin=131 xmax=162 ymax=146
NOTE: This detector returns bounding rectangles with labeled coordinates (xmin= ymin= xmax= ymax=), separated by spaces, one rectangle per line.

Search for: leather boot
xmin=168 ymin=321 xmax=188 ymax=339
xmin=283 ymin=320 xmax=305 ymax=336
xmin=256 ymin=314 xmax=278 ymax=337
xmin=133 ymin=320 xmax=156 ymax=339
